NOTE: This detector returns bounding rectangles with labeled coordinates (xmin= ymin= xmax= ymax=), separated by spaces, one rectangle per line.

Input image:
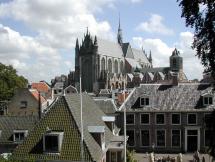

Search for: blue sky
xmin=0 ymin=0 xmax=203 ymax=82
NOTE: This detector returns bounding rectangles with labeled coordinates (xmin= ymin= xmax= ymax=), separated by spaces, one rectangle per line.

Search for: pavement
xmin=134 ymin=153 xmax=212 ymax=162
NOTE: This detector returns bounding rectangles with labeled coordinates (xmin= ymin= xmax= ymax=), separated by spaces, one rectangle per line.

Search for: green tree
xmin=177 ymin=0 xmax=215 ymax=78
xmin=0 ymin=63 xmax=28 ymax=101
xmin=127 ymin=150 xmax=137 ymax=162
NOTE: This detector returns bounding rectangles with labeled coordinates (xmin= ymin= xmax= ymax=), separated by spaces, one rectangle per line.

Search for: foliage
xmin=0 ymin=63 xmax=28 ymax=101
xmin=127 ymin=149 xmax=137 ymax=162
xmin=177 ymin=0 xmax=215 ymax=78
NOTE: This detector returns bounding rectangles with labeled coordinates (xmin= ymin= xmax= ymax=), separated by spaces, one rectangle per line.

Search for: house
xmin=0 ymin=116 xmax=38 ymax=153
xmin=13 ymin=94 xmax=125 ymax=162
xmin=117 ymin=82 xmax=215 ymax=153
xmin=31 ymin=81 xmax=52 ymax=99
xmin=7 ymin=88 xmax=47 ymax=116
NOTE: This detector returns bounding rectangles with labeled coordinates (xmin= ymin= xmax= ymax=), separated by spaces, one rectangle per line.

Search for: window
xmin=205 ymin=130 xmax=210 ymax=147
xmin=13 ymin=130 xmax=28 ymax=142
xmin=0 ymin=130 xmax=2 ymax=137
xmin=204 ymin=96 xmax=213 ymax=105
xmin=20 ymin=101 xmax=27 ymax=108
xmin=127 ymin=130 xmax=135 ymax=146
xmin=187 ymin=114 xmax=197 ymax=125
xmin=140 ymin=113 xmax=150 ymax=124
xmin=156 ymin=130 xmax=165 ymax=147
xmin=156 ymin=114 xmax=165 ymax=125
xmin=126 ymin=114 xmax=135 ymax=125
xmin=140 ymin=97 xmax=149 ymax=106
xmin=110 ymin=152 xmax=117 ymax=162
xmin=141 ymin=130 xmax=150 ymax=147
xmin=171 ymin=130 xmax=180 ymax=147
xmin=171 ymin=114 xmax=181 ymax=125
xmin=204 ymin=113 xmax=211 ymax=127
xmin=54 ymin=90 xmax=57 ymax=94
xmin=43 ymin=132 xmax=64 ymax=153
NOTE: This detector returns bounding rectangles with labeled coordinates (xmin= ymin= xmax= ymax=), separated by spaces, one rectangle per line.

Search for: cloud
xmin=130 ymin=0 xmax=143 ymax=3
xmin=0 ymin=0 xmax=115 ymax=82
xmin=133 ymin=31 xmax=204 ymax=80
xmin=136 ymin=14 xmax=174 ymax=35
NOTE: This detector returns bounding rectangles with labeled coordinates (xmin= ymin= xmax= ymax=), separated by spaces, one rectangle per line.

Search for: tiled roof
xmin=31 ymin=82 xmax=50 ymax=93
xmin=120 ymin=83 xmax=215 ymax=112
xmin=29 ymin=90 xmax=46 ymax=103
xmin=13 ymin=94 xmax=117 ymax=162
xmin=65 ymin=94 xmax=114 ymax=162
xmin=0 ymin=116 xmax=38 ymax=144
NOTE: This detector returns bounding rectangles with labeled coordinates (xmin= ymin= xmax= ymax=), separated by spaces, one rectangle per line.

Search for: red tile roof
xmin=31 ymin=82 xmax=50 ymax=93
xmin=30 ymin=90 xmax=46 ymax=103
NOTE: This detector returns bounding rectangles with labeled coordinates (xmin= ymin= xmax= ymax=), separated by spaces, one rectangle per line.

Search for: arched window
xmin=114 ymin=60 xmax=118 ymax=74
xmin=108 ymin=59 xmax=112 ymax=73
xmin=101 ymin=58 xmax=105 ymax=71
xmin=120 ymin=61 xmax=124 ymax=73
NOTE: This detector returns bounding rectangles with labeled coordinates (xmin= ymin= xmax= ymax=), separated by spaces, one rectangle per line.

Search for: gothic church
xmin=71 ymin=21 xmax=187 ymax=92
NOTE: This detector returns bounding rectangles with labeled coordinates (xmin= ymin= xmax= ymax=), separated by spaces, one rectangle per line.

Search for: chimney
xmin=172 ymin=72 xmax=178 ymax=86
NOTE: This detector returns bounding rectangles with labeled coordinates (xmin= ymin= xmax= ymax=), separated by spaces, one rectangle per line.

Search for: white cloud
xmin=0 ymin=0 xmax=115 ymax=82
xmin=130 ymin=0 xmax=143 ymax=3
xmin=136 ymin=14 xmax=174 ymax=35
xmin=133 ymin=31 xmax=204 ymax=80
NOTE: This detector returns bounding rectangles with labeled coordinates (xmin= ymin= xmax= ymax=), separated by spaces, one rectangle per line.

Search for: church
xmin=70 ymin=21 xmax=187 ymax=92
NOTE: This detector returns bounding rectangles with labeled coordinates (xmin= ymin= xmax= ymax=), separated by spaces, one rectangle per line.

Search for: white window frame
xmin=171 ymin=113 xmax=181 ymax=125
xmin=140 ymin=97 xmax=150 ymax=106
xmin=140 ymin=129 xmax=150 ymax=147
xmin=140 ymin=113 xmax=150 ymax=125
xmin=43 ymin=132 xmax=64 ymax=153
xmin=126 ymin=129 xmax=135 ymax=147
xmin=155 ymin=113 xmax=165 ymax=125
xmin=187 ymin=113 xmax=197 ymax=125
xmin=203 ymin=96 xmax=213 ymax=106
xmin=156 ymin=129 xmax=166 ymax=147
xmin=13 ymin=130 xmax=28 ymax=143
xmin=126 ymin=114 xmax=135 ymax=125
xmin=171 ymin=129 xmax=181 ymax=148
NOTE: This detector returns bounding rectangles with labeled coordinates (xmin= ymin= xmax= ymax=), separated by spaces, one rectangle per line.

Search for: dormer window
xmin=204 ymin=96 xmax=213 ymax=105
xmin=202 ymin=93 xmax=213 ymax=106
xmin=43 ymin=131 xmax=64 ymax=153
xmin=13 ymin=130 xmax=28 ymax=143
xmin=88 ymin=126 xmax=105 ymax=150
xmin=140 ymin=97 xmax=149 ymax=106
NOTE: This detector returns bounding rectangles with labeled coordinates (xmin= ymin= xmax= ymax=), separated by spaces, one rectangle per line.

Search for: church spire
xmin=117 ymin=13 xmax=123 ymax=46
xmin=149 ymin=50 xmax=152 ymax=64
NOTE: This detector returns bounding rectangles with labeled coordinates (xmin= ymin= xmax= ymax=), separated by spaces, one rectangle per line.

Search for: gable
xmin=13 ymin=97 xmax=92 ymax=161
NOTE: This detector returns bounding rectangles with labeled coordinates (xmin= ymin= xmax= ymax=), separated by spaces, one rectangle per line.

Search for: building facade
xmin=116 ymin=83 xmax=215 ymax=153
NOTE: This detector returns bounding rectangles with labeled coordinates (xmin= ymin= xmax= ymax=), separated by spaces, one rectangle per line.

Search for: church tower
xmin=170 ymin=48 xmax=183 ymax=72
xmin=74 ymin=38 xmax=79 ymax=82
xmin=117 ymin=16 xmax=123 ymax=46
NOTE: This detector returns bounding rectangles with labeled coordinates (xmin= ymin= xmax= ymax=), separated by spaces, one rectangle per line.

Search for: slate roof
xmin=13 ymin=94 xmax=119 ymax=162
xmin=97 ymin=38 xmax=124 ymax=58
xmin=0 ymin=116 xmax=38 ymax=144
xmin=131 ymin=48 xmax=150 ymax=64
xmin=94 ymin=98 xmax=117 ymax=114
xmin=125 ymin=58 xmax=142 ymax=69
xmin=141 ymin=67 xmax=170 ymax=74
xmin=120 ymin=83 xmax=215 ymax=112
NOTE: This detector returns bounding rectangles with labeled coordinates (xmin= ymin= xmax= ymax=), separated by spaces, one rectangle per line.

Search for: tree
xmin=0 ymin=63 xmax=28 ymax=101
xmin=177 ymin=0 xmax=215 ymax=78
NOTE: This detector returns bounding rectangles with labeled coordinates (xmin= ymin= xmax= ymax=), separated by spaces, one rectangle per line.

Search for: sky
xmin=0 ymin=0 xmax=204 ymax=83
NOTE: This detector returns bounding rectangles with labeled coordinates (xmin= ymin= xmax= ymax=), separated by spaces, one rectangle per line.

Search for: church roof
xmin=125 ymin=58 xmax=142 ymax=69
xmin=97 ymin=38 xmax=124 ymax=58
xmin=131 ymin=48 xmax=150 ymax=64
